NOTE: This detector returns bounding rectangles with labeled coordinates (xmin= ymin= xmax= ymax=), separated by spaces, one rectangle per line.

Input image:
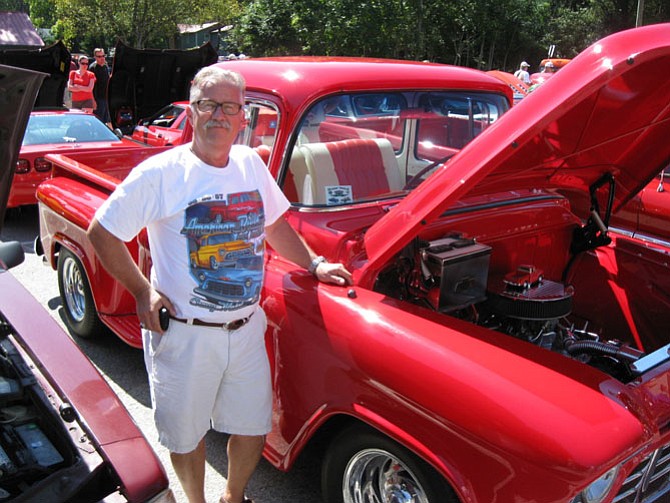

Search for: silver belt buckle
xmin=222 ymin=315 xmax=248 ymax=331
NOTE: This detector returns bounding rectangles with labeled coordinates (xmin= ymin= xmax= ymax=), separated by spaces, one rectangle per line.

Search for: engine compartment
xmin=373 ymin=193 xmax=669 ymax=384
xmin=0 ymin=319 xmax=119 ymax=501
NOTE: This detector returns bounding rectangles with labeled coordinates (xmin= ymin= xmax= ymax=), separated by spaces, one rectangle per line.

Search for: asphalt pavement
xmin=1 ymin=205 xmax=323 ymax=503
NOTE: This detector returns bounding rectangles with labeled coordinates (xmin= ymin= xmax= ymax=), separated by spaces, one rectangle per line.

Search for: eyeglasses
xmin=192 ymin=100 xmax=243 ymax=115
xmin=95 ymin=55 xmax=105 ymax=59
xmin=79 ymin=61 xmax=89 ymax=65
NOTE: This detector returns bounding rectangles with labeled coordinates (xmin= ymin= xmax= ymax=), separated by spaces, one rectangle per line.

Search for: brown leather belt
xmin=170 ymin=312 xmax=253 ymax=331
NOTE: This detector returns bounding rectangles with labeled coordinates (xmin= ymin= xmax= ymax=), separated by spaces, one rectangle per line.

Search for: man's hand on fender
xmin=315 ymin=262 xmax=353 ymax=286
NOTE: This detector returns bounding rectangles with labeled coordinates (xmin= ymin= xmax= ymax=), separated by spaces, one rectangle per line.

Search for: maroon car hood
xmin=363 ymin=24 xmax=670 ymax=281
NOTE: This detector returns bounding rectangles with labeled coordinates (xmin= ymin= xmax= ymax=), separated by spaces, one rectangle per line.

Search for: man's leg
xmin=221 ymin=434 xmax=265 ymax=503
xmin=171 ymin=438 xmax=207 ymax=503
xmin=103 ymin=101 xmax=113 ymax=129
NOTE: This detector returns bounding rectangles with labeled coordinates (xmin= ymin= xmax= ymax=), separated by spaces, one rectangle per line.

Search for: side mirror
xmin=113 ymin=128 xmax=123 ymax=139
xmin=0 ymin=241 xmax=25 ymax=270
xmin=658 ymin=170 xmax=665 ymax=193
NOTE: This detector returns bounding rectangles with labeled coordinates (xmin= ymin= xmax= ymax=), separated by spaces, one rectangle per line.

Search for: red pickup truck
xmin=36 ymin=25 xmax=670 ymax=503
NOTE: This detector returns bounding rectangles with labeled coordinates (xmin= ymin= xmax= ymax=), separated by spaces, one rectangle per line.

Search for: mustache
xmin=204 ymin=120 xmax=232 ymax=130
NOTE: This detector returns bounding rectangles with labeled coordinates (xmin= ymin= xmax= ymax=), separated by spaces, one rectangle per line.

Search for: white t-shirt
xmin=514 ymin=69 xmax=531 ymax=85
xmin=96 ymin=143 xmax=290 ymax=321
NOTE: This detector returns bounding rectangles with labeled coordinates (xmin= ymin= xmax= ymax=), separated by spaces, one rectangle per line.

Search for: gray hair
xmin=189 ymin=66 xmax=245 ymax=103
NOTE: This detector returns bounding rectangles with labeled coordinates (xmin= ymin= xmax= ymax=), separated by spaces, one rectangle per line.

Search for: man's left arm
xmin=265 ymin=216 xmax=352 ymax=286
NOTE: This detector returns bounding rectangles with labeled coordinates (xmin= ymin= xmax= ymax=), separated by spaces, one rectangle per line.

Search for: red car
xmin=37 ymin=24 xmax=670 ymax=503
xmin=487 ymin=70 xmax=530 ymax=105
xmin=530 ymin=57 xmax=571 ymax=86
xmin=1 ymin=66 xmax=172 ymax=502
xmin=11 ymin=109 xmax=144 ymax=208
xmin=208 ymin=191 xmax=264 ymax=223
xmin=131 ymin=101 xmax=188 ymax=146
xmin=2 ymin=41 xmax=148 ymax=209
xmin=130 ymin=102 xmax=279 ymax=153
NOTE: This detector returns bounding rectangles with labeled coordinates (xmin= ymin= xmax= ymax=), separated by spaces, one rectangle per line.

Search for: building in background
xmin=0 ymin=11 xmax=43 ymax=49
xmin=174 ymin=22 xmax=233 ymax=54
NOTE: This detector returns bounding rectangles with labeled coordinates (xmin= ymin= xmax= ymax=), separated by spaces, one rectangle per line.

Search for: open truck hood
xmin=108 ymin=40 xmax=218 ymax=130
xmin=0 ymin=41 xmax=70 ymax=108
xmin=362 ymin=24 xmax=670 ymax=280
xmin=0 ymin=64 xmax=45 ymax=224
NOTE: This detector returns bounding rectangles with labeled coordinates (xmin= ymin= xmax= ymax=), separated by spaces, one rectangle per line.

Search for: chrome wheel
xmin=61 ymin=254 xmax=86 ymax=322
xmin=322 ymin=425 xmax=456 ymax=503
xmin=57 ymin=248 xmax=104 ymax=338
xmin=343 ymin=448 xmax=428 ymax=503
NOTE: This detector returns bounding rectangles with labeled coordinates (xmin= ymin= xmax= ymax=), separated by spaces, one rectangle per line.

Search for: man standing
xmin=87 ymin=66 xmax=352 ymax=503
xmin=514 ymin=61 xmax=532 ymax=85
xmin=89 ymin=48 xmax=112 ymax=127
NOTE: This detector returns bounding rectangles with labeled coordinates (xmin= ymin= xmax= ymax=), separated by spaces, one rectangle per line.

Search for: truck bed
xmin=46 ymin=146 xmax=170 ymax=191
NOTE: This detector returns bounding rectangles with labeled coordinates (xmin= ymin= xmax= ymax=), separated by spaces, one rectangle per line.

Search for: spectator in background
xmin=542 ymin=61 xmax=556 ymax=73
xmin=89 ymin=48 xmax=112 ymax=127
xmin=68 ymin=55 xmax=96 ymax=111
xmin=514 ymin=61 xmax=531 ymax=85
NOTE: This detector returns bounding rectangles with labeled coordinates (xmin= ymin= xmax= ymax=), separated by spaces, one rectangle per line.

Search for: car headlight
xmin=579 ymin=466 xmax=619 ymax=503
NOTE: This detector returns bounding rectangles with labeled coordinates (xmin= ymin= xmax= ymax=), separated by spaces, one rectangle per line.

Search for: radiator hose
xmin=564 ymin=340 xmax=640 ymax=362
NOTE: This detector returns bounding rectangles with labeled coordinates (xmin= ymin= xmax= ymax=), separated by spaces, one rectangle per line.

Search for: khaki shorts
xmin=143 ymin=307 xmax=272 ymax=453
xmin=71 ymin=99 xmax=94 ymax=109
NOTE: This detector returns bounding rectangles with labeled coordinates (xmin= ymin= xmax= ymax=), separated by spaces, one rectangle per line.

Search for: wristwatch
xmin=308 ymin=255 xmax=328 ymax=276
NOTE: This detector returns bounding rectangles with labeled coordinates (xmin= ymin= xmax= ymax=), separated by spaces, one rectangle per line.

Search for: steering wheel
xmin=403 ymin=154 xmax=455 ymax=190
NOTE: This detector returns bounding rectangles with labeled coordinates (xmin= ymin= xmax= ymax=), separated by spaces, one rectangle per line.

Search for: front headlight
xmin=580 ymin=466 xmax=619 ymax=503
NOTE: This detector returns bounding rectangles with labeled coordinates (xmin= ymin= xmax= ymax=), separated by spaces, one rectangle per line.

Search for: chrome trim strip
xmin=609 ymin=226 xmax=670 ymax=249
xmin=630 ymin=343 xmax=670 ymax=374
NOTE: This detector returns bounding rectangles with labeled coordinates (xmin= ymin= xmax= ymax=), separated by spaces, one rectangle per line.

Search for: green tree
xmin=28 ymin=0 xmax=56 ymax=28
xmin=420 ymin=0 xmax=549 ymax=70
xmin=234 ymin=0 xmax=554 ymax=70
xmin=52 ymin=0 xmax=240 ymax=53
xmin=542 ymin=0 xmax=668 ymax=61
xmin=234 ymin=0 xmax=301 ymax=55
xmin=543 ymin=5 xmax=602 ymax=58
xmin=7 ymin=0 xmax=668 ymax=71
xmin=593 ymin=0 xmax=669 ymax=30
xmin=191 ymin=0 xmax=243 ymax=27
xmin=0 ymin=0 xmax=29 ymax=11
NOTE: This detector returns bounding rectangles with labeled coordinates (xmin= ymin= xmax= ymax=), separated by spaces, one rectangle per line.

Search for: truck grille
xmin=224 ymin=249 xmax=252 ymax=260
xmin=613 ymin=444 xmax=670 ymax=502
xmin=205 ymin=281 xmax=244 ymax=298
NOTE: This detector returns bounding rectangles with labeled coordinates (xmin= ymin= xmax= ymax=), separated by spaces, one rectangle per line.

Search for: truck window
xmin=239 ymin=102 xmax=279 ymax=152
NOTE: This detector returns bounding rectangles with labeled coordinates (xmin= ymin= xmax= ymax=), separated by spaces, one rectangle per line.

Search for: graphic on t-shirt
xmin=181 ymin=190 xmax=265 ymax=311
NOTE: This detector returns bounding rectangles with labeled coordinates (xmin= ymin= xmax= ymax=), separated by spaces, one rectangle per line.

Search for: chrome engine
xmin=374 ymin=234 xmax=644 ymax=381
xmin=483 ymin=266 xmax=575 ymax=351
